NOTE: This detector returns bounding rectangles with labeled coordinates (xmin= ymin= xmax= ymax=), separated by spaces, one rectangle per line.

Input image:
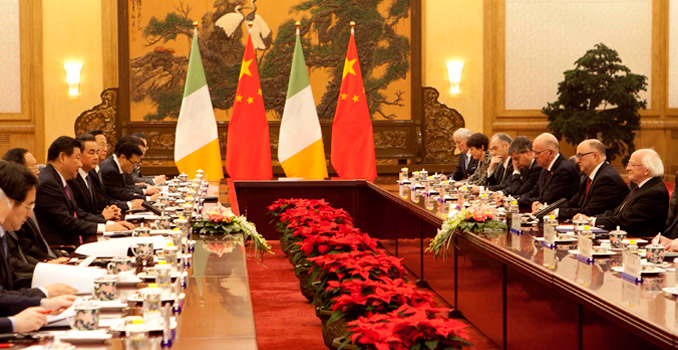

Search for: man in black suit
xmin=131 ymin=133 xmax=166 ymax=186
xmin=518 ymin=133 xmax=579 ymax=209
xmin=493 ymin=136 xmax=542 ymax=204
xmin=99 ymin=141 xmax=161 ymax=202
xmin=486 ymin=133 xmax=513 ymax=191
xmin=0 ymin=161 xmax=80 ymax=297
xmin=575 ymin=149 xmax=668 ymax=237
xmin=35 ymin=136 xmax=132 ymax=247
xmin=450 ymin=128 xmax=478 ymax=181
xmin=69 ymin=134 xmax=129 ymax=221
xmin=550 ymin=139 xmax=629 ymax=219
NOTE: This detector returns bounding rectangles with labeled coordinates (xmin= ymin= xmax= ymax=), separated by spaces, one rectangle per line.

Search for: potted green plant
xmin=542 ymin=43 xmax=647 ymax=163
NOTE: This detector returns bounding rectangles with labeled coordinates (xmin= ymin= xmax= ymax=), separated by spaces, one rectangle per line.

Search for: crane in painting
xmin=215 ymin=5 xmax=249 ymax=38
xmin=215 ymin=0 xmax=272 ymax=50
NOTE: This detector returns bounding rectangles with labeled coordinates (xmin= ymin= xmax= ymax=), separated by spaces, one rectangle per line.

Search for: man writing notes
xmin=518 ymin=133 xmax=579 ymax=209
xmin=35 ymin=137 xmax=132 ymax=246
xmin=548 ymin=139 xmax=628 ymax=219
xmin=574 ymin=149 xmax=668 ymax=237
xmin=450 ymin=128 xmax=478 ymax=181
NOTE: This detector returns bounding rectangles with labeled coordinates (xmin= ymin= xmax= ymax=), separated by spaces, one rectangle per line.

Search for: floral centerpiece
xmin=341 ymin=304 xmax=472 ymax=350
xmin=192 ymin=204 xmax=272 ymax=261
xmin=426 ymin=205 xmax=507 ymax=259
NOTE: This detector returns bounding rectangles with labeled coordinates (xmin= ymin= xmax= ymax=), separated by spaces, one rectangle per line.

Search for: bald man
xmin=545 ymin=139 xmax=629 ymax=219
xmin=574 ymin=149 xmax=668 ymax=237
xmin=518 ymin=133 xmax=579 ymax=208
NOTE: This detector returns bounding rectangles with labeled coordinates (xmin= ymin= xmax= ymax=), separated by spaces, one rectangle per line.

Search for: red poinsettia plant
xmin=307 ymin=250 xmax=407 ymax=308
xmin=292 ymin=228 xmax=378 ymax=265
xmin=326 ymin=278 xmax=437 ymax=326
xmin=341 ymin=304 xmax=472 ymax=350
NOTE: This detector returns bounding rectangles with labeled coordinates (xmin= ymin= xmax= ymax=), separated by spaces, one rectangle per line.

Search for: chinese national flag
xmin=225 ymin=33 xmax=272 ymax=180
xmin=330 ymin=29 xmax=377 ymax=181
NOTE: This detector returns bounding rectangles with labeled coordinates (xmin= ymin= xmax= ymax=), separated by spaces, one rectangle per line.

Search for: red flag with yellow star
xmin=330 ymin=29 xmax=377 ymax=181
xmin=225 ymin=33 xmax=272 ymax=180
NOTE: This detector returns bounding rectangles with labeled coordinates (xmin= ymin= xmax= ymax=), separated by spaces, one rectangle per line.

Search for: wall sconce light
xmin=64 ymin=62 xmax=83 ymax=98
xmin=446 ymin=61 xmax=464 ymax=96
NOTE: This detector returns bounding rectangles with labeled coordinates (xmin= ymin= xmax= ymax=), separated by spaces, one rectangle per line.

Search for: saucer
xmin=611 ymin=266 xmax=666 ymax=275
xmin=105 ymin=317 xmax=177 ymax=332
xmin=90 ymin=299 xmax=127 ymax=310
xmin=568 ymin=249 xmax=618 ymax=257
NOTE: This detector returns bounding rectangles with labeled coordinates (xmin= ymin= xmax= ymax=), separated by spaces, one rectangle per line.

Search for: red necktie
xmin=64 ymin=184 xmax=77 ymax=218
xmin=584 ymin=178 xmax=592 ymax=200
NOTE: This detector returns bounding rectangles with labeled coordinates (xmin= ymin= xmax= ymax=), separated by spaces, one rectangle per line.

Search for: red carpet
xmin=247 ymin=241 xmax=325 ymax=350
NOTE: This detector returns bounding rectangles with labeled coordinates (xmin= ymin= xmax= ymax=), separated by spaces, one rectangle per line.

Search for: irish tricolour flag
xmin=174 ymin=27 xmax=224 ymax=180
xmin=278 ymin=24 xmax=328 ymax=179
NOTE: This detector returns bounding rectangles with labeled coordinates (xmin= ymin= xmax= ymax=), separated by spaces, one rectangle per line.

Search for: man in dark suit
xmin=486 ymin=133 xmax=513 ymax=191
xmin=69 ymin=134 xmax=123 ymax=221
xmin=575 ymin=149 xmax=668 ymax=237
xmin=518 ymin=133 xmax=579 ymax=209
xmin=0 ymin=161 xmax=79 ymax=298
xmin=450 ymin=128 xmax=478 ymax=181
xmin=99 ymin=141 xmax=161 ymax=202
xmin=131 ymin=133 xmax=166 ymax=186
xmin=35 ymin=136 xmax=131 ymax=247
xmin=551 ymin=139 xmax=629 ymax=219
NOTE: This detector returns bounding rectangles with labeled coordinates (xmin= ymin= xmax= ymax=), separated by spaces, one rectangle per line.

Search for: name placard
xmin=577 ymin=236 xmax=593 ymax=263
xmin=622 ymin=252 xmax=642 ymax=282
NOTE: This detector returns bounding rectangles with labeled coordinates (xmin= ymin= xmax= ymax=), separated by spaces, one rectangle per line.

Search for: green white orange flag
xmin=330 ymin=24 xmax=377 ymax=180
xmin=278 ymin=25 xmax=328 ymax=179
xmin=225 ymin=31 xmax=272 ymax=180
xmin=174 ymin=27 xmax=224 ymax=180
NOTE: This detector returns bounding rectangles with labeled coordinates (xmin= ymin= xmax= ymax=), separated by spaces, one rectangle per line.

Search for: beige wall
xmin=42 ymin=0 xmax=103 ymax=159
xmin=422 ymin=0 xmax=484 ymax=134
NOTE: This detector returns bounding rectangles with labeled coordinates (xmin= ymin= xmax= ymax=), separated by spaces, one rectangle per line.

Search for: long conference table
xmin=234 ymin=180 xmax=678 ymax=350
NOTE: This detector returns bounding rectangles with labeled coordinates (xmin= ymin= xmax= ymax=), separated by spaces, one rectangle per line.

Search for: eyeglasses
xmin=14 ymin=200 xmax=34 ymax=211
xmin=627 ymin=162 xmax=644 ymax=167
xmin=575 ymin=151 xmax=595 ymax=159
xmin=533 ymin=149 xmax=552 ymax=157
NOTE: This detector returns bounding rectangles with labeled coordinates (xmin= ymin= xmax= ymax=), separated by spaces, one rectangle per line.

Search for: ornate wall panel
xmin=422 ymin=87 xmax=464 ymax=163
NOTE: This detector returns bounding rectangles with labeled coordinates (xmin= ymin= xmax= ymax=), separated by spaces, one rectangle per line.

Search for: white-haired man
xmin=450 ymin=128 xmax=478 ymax=181
xmin=574 ymin=149 xmax=668 ymax=236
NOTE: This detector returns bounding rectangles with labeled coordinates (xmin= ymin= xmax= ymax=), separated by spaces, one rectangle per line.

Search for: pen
xmin=0 ymin=343 xmax=15 ymax=348
xmin=38 ymin=310 xmax=52 ymax=315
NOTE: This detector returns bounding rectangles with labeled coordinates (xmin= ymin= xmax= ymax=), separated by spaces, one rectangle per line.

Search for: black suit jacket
xmin=99 ymin=157 xmax=144 ymax=201
xmin=0 ymin=293 xmax=42 ymax=317
xmin=14 ymin=216 xmax=56 ymax=263
xmin=518 ymin=154 xmax=580 ymax=208
xmin=0 ymin=234 xmax=46 ymax=299
xmin=557 ymin=162 xmax=630 ymax=219
xmin=500 ymin=160 xmax=542 ymax=197
xmin=667 ymin=171 xmax=678 ymax=227
xmin=451 ymin=152 xmax=478 ymax=181
xmin=67 ymin=173 xmax=106 ymax=223
xmin=88 ymin=169 xmax=129 ymax=211
xmin=488 ymin=159 xmax=513 ymax=191
xmin=596 ymin=177 xmax=668 ymax=237
xmin=35 ymin=164 xmax=99 ymax=246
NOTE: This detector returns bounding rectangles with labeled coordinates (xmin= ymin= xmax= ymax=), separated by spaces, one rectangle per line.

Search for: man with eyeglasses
xmin=518 ymin=133 xmax=579 ymax=209
xmin=99 ymin=141 xmax=161 ymax=202
xmin=0 ymin=184 xmax=76 ymax=333
xmin=538 ymin=139 xmax=628 ymax=219
xmin=574 ymin=149 xmax=668 ymax=237
xmin=2 ymin=148 xmax=41 ymax=177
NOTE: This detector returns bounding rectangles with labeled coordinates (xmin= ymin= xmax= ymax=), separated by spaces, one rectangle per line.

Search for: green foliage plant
xmin=542 ymin=43 xmax=647 ymax=164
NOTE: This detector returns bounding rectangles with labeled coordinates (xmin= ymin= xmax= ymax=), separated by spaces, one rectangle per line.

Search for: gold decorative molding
xmin=0 ymin=125 xmax=36 ymax=134
xmin=492 ymin=121 xmax=549 ymax=131
xmin=422 ymin=87 xmax=465 ymax=163
xmin=74 ymin=88 xmax=118 ymax=156
xmin=146 ymin=131 xmax=175 ymax=151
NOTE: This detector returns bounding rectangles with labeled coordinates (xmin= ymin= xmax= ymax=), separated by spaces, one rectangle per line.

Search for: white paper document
xmin=75 ymin=236 xmax=168 ymax=257
xmin=31 ymin=263 xmax=107 ymax=294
